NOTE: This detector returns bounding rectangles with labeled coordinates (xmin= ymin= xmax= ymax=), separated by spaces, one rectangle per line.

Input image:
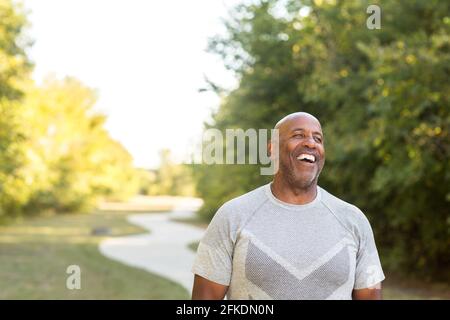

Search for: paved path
xmin=99 ymin=199 xmax=205 ymax=293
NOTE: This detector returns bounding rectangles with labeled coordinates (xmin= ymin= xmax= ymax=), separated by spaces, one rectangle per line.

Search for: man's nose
xmin=301 ymin=136 xmax=316 ymax=149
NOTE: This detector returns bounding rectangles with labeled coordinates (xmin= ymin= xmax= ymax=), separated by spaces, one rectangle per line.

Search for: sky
xmin=25 ymin=0 xmax=240 ymax=168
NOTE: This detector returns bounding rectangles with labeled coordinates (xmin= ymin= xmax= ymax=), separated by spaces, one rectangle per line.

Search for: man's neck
xmin=271 ymin=177 xmax=318 ymax=205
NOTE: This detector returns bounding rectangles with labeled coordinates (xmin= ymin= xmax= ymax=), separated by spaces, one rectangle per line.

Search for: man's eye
xmin=314 ymin=136 xmax=322 ymax=143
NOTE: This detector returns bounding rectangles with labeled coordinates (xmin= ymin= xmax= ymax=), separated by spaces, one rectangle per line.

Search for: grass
xmin=187 ymin=241 xmax=200 ymax=253
xmin=381 ymin=273 xmax=450 ymax=300
xmin=0 ymin=208 xmax=190 ymax=299
xmin=171 ymin=216 xmax=209 ymax=229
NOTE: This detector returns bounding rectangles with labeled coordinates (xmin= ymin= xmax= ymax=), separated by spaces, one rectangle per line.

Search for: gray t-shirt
xmin=192 ymin=183 xmax=385 ymax=300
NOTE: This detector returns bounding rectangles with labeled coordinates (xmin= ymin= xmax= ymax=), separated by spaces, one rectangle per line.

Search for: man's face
xmin=276 ymin=115 xmax=325 ymax=189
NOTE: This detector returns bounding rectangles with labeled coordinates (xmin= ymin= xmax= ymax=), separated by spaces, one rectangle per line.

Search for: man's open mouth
xmin=296 ymin=153 xmax=316 ymax=163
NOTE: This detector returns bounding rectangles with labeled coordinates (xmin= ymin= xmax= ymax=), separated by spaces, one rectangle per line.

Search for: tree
xmin=195 ymin=0 xmax=450 ymax=281
xmin=0 ymin=0 xmax=32 ymax=221
xmin=143 ymin=149 xmax=196 ymax=197
xmin=21 ymin=77 xmax=139 ymax=213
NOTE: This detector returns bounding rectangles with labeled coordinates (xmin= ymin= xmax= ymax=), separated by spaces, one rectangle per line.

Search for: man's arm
xmin=192 ymin=274 xmax=228 ymax=300
xmin=352 ymin=282 xmax=382 ymax=300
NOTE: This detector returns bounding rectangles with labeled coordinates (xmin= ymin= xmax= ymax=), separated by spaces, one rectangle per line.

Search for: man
xmin=191 ymin=112 xmax=385 ymax=300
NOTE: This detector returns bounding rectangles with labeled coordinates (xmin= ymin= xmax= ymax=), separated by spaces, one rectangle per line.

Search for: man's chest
xmin=229 ymin=217 xmax=358 ymax=299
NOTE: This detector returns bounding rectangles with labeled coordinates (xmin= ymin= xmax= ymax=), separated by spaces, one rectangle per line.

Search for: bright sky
xmin=25 ymin=0 xmax=239 ymax=168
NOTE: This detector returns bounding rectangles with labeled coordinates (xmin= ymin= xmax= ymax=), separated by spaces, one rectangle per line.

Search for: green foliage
xmin=20 ymin=77 xmax=140 ymax=213
xmin=0 ymin=0 xmax=32 ymax=222
xmin=0 ymin=0 xmax=32 ymax=100
xmin=195 ymin=0 xmax=450 ymax=281
xmin=139 ymin=149 xmax=196 ymax=197
xmin=0 ymin=1 xmax=139 ymax=219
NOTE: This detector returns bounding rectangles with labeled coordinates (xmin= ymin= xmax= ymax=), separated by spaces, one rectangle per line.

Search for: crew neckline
xmin=264 ymin=182 xmax=322 ymax=211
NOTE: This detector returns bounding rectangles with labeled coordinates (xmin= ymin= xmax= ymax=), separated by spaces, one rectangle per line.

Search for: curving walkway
xmin=98 ymin=199 xmax=205 ymax=293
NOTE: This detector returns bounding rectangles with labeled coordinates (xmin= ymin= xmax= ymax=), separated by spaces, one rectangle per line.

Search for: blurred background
xmin=0 ymin=0 xmax=448 ymax=299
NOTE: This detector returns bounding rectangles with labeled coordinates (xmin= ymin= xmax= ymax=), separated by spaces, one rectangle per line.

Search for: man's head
xmin=270 ymin=112 xmax=325 ymax=190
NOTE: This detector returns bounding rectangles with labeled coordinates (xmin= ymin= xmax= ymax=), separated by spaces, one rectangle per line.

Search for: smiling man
xmin=191 ymin=112 xmax=385 ymax=300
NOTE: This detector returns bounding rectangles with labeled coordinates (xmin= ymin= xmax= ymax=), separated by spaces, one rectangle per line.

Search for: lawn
xmin=187 ymin=241 xmax=199 ymax=253
xmin=0 ymin=206 xmax=190 ymax=299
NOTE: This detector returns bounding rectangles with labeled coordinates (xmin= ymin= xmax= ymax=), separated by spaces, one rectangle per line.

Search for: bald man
xmin=191 ymin=112 xmax=385 ymax=300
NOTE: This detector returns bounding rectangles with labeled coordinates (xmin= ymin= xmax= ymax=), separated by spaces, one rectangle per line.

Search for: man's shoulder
xmin=214 ymin=184 xmax=268 ymax=223
xmin=202 ymin=185 xmax=268 ymax=243
xmin=319 ymin=186 xmax=371 ymax=232
xmin=220 ymin=184 xmax=268 ymax=213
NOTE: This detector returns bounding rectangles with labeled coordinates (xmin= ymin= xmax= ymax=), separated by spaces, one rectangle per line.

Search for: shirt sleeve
xmin=354 ymin=214 xmax=385 ymax=289
xmin=191 ymin=203 xmax=235 ymax=286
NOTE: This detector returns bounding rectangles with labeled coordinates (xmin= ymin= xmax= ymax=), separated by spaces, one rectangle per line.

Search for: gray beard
xmin=280 ymin=161 xmax=320 ymax=191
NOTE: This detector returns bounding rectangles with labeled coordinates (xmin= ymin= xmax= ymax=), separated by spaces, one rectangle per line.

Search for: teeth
xmin=297 ymin=154 xmax=316 ymax=162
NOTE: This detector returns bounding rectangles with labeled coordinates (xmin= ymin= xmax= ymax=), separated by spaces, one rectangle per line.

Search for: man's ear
xmin=267 ymin=141 xmax=272 ymax=157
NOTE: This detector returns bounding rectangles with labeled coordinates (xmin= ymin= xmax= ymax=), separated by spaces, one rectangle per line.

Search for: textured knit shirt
xmin=192 ymin=183 xmax=385 ymax=300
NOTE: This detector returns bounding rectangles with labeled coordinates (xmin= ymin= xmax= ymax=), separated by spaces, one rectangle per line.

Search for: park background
xmin=0 ymin=0 xmax=449 ymax=299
